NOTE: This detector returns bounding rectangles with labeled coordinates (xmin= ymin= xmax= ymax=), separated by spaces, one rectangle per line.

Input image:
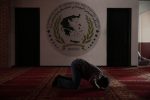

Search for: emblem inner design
xmin=47 ymin=2 xmax=100 ymax=56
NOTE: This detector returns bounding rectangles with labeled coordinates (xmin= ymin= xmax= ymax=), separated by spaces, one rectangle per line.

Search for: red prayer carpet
xmin=0 ymin=66 xmax=150 ymax=100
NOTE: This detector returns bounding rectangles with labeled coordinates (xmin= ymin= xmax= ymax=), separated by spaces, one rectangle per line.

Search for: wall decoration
xmin=47 ymin=2 xmax=100 ymax=56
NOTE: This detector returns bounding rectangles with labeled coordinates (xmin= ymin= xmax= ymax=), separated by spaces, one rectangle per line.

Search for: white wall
xmin=13 ymin=0 xmax=139 ymax=66
xmin=139 ymin=1 xmax=150 ymax=42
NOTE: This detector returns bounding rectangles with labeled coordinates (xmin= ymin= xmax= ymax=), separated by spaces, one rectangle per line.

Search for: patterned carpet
xmin=0 ymin=66 xmax=150 ymax=100
xmin=103 ymin=66 xmax=150 ymax=100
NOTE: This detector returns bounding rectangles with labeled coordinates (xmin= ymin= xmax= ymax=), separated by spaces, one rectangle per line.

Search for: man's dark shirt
xmin=72 ymin=59 xmax=103 ymax=81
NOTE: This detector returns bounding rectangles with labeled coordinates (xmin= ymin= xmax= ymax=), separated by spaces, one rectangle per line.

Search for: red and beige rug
xmin=103 ymin=66 xmax=150 ymax=100
xmin=0 ymin=66 xmax=150 ymax=100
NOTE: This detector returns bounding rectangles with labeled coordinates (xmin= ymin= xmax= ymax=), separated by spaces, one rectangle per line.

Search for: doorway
xmin=107 ymin=8 xmax=131 ymax=66
xmin=138 ymin=1 xmax=150 ymax=66
xmin=15 ymin=8 xmax=40 ymax=66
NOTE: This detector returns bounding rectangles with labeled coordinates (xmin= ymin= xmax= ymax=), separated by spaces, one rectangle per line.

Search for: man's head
xmin=95 ymin=75 xmax=109 ymax=90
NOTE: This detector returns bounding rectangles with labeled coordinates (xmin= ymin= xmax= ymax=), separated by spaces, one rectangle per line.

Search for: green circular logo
xmin=47 ymin=2 xmax=100 ymax=56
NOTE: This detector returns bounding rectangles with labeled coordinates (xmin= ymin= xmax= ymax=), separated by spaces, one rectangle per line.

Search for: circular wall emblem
xmin=47 ymin=2 xmax=100 ymax=56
